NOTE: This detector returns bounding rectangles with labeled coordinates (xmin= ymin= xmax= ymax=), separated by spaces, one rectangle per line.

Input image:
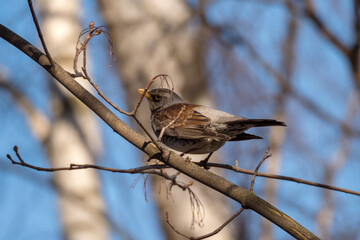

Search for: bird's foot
xmin=198 ymin=160 xmax=210 ymax=170
xmin=198 ymin=152 xmax=214 ymax=170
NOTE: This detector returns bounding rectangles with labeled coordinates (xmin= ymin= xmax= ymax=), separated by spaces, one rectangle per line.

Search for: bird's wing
xmin=195 ymin=106 xmax=286 ymax=136
xmin=152 ymin=103 xmax=230 ymax=140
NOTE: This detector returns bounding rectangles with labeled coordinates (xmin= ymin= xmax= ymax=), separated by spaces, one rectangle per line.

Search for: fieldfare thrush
xmin=138 ymin=88 xmax=286 ymax=165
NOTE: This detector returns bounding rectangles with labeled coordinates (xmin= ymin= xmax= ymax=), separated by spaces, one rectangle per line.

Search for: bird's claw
xmin=198 ymin=159 xmax=210 ymax=170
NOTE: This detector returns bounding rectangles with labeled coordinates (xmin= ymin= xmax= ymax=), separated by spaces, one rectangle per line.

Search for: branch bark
xmin=0 ymin=24 xmax=319 ymax=240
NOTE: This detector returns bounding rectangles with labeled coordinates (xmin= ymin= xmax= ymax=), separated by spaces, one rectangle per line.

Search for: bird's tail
xmin=229 ymin=133 xmax=263 ymax=141
xmin=234 ymin=119 xmax=286 ymax=127
xmin=224 ymin=119 xmax=286 ymax=142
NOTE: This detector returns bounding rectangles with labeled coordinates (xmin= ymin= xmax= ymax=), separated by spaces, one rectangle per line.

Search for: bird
xmin=138 ymin=88 xmax=286 ymax=165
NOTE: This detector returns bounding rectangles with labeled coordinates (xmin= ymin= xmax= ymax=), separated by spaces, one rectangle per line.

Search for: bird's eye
xmin=153 ymin=94 xmax=162 ymax=102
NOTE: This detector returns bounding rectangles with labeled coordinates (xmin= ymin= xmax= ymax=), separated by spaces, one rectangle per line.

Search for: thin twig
xmin=6 ymin=146 xmax=196 ymax=192
xmin=188 ymin=186 xmax=205 ymax=228
xmin=7 ymin=145 xmax=360 ymax=197
xmin=202 ymin=162 xmax=360 ymax=197
xmin=191 ymin=208 xmax=244 ymax=240
xmin=7 ymin=144 xmax=360 ymax=197
xmin=166 ymin=212 xmax=190 ymax=239
xmin=7 ymin=146 xmax=163 ymax=173
xmin=73 ymin=24 xmax=172 ymax=151
xmin=166 ymin=208 xmax=245 ymax=240
xmin=130 ymin=74 xmax=170 ymax=116
xmin=82 ymin=66 xmax=130 ymax=115
xmin=165 ymin=172 xmax=204 ymax=228
xmin=250 ymin=147 xmax=272 ymax=191
xmin=74 ymin=22 xmax=106 ymax=77
xmin=13 ymin=146 xmax=24 ymax=163
xmin=158 ymin=105 xmax=186 ymax=142
xmin=27 ymin=0 xmax=54 ymax=66
xmin=81 ymin=69 xmax=169 ymax=152
xmin=74 ymin=25 xmax=169 ymax=152
xmin=73 ymin=25 xmax=174 ymax=153
xmin=132 ymin=115 xmax=163 ymax=151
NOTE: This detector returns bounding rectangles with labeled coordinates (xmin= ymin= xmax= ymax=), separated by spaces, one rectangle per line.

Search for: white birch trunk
xmin=38 ymin=0 xmax=109 ymax=239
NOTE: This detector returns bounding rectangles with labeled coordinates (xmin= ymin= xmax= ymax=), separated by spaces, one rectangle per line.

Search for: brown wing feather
xmin=152 ymin=103 xmax=229 ymax=140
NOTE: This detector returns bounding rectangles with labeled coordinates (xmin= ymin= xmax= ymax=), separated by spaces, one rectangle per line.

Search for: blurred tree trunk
xmin=98 ymin=0 xmax=234 ymax=239
xmin=38 ymin=0 xmax=109 ymax=239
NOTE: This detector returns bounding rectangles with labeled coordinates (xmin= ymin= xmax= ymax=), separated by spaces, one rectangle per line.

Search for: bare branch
xmin=73 ymin=22 xmax=112 ymax=77
xmin=204 ymin=162 xmax=360 ymax=197
xmin=158 ymin=105 xmax=186 ymax=142
xmin=72 ymin=24 xmax=165 ymax=151
xmin=132 ymin=115 xmax=163 ymax=151
xmin=131 ymin=74 xmax=174 ymax=116
xmin=166 ymin=212 xmax=190 ymax=239
xmin=27 ymin=0 xmax=54 ymax=66
xmin=73 ymin=23 xmax=170 ymax=117
xmin=190 ymin=208 xmax=245 ymax=240
xmin=7 ymin=145 xmax=163 ymax=173
xmin=7 ymin=144 xmax=360 ymax=197
xmin=188 ymin=186 xmax=205 ymax=229
xmin=166 ymin=208 xmax=245 ymax=240
xmin=250 ymin=147 xmax=272 ymax=191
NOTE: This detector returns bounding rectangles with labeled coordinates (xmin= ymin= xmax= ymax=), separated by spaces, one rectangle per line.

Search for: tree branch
xmin=6 ymin=144 xmax=360 ymax=197
xmin=250 ymin=147 xmax=271 ymax=191
xmin=27 ymin=0 xmax=54 ymax=66
xmin=166 ymin=208 xmax=245 ymax=240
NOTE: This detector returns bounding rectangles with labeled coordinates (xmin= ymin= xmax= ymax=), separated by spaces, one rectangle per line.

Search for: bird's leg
xmin=199 ymin=152 xmax=214 ymax=170
xmin=180 ymin=149 xmax=213 ymax=166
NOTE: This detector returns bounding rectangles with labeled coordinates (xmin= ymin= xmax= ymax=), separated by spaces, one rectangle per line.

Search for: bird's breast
xmin=159 ymin=135 xmax=225 ymax=154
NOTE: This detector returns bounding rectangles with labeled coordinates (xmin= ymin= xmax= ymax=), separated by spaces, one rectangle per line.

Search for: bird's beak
xmin=137 ymin=88 xmax=152 ymax=100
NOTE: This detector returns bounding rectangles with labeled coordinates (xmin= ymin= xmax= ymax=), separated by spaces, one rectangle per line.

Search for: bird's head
xmin=137 ymin=88 xmax=184 ymax=112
